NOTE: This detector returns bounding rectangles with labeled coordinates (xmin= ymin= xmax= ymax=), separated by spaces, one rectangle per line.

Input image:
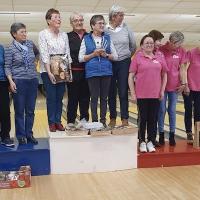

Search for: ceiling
xmin=0 ymin=0 xmax=200 ymax=48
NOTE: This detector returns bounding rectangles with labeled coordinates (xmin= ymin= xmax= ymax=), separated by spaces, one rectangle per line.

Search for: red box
xmin=0 ymin=166 xmax=31 ymax=189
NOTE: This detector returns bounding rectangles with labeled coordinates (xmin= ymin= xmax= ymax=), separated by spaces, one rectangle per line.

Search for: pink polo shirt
xmin=160 ymin=42 xmax=187 ymax=92
xmin=187 ymin=48 xmax=200 ymax=91
xmin=129 ymin=50 xmax=168 ymax=99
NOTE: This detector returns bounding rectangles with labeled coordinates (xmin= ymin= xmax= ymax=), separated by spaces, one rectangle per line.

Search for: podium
xmin=49 ymin=130 xmax=138 ymax=174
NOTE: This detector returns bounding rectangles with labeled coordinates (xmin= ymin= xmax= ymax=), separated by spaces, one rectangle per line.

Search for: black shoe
xmin=187 ymin=132 xmax=193 ymax=145
xmin=27 ymin=136 xmax=38 ymax=145
xmin=159 ymin=132 xmax=165 ymax=145
xmin=18 ymin=137 xmax=27 ymax=145
xmin=1 ymin=138 xmax=15 ymax=148
xmin=169 ymin=132 xmax=176 ymax=146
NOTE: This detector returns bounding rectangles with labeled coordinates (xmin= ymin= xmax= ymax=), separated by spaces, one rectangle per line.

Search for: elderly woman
xmin=183 ymin=47 xmax=200 ymax=144
xmin=0 ymin=44 xmax=14 ymax=147
xmin=128 ymin=35 xmax=168 ymax=153
xmin=158 ymin=31 xmax=187 ymax=146
xmin=39 ymin=8 xmax=72 ymax=132
xmin=66 ymin=12 xmax=90 ymax=128
xmin=79 ymin=15 xmax=118 ymax=127
xmin=4 ymin=23 xmax=39 ymax=145
xmin=105 ymin=5 xmax=136 ymax=127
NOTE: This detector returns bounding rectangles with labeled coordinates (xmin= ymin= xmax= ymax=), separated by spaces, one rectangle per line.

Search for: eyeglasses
xmin=143 ymin=42 xmax=154 ymax=45
xmin=72 ymin=19 xmax=84 ymax=23
xmin=95 ymin=22 xmax=105 ymax=25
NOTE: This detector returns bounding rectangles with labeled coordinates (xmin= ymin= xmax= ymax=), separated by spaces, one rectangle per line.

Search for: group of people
xmin=0 ymin=5 xmax=135 ymax=147
xmin=129 ymin=30 xmax=200 ymax=153
xmin=0 ymin=5 xmax=199 ymax=153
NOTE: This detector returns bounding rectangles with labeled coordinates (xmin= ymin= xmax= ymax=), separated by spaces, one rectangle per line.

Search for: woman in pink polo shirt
xmin=158 ymin=31 xmax=187 ymax=146
xmin=128 ymin=35 xmax=168 ymax=153
xmin=184 ymin=47 xmax=200 ymax=139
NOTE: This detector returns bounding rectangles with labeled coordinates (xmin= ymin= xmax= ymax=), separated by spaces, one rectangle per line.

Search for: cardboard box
xmin=0 ymin=166 xmax=31 ymax=189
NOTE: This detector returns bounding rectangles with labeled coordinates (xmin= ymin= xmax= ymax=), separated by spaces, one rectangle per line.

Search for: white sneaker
xmin=147 ymin=141 xmax=156 ymax=152
xmin=65 ymin=123 xmax=75 ymax=130
xmin=139 ymin=142 xmax=147 ymax=153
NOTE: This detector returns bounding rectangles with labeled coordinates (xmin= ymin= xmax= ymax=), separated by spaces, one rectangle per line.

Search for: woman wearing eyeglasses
xmin=39 ymin=8 xmax=72 ymax=132
xmin=79 ymin=15 xmax=118 ymax=127
xmin=128 ymin=35 xmax=168 ymax=153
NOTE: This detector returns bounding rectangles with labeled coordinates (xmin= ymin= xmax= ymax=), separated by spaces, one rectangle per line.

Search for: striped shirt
xmin=4 ymin=40 xmax=39 ymax=79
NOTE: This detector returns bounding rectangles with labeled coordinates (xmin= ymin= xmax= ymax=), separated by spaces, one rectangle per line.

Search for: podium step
xmin=0 ymin=138 xmax=50 ymax=176
xmin=49 ymin=131 xmax=138 ymax=174
xmin=138 ymin=140 xmax=200 ymax=168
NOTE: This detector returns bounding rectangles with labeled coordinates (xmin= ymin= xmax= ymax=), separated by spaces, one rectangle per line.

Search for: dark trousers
xmin=12 ymin=78 xmax=38 ymax=139
xmin=67 ymin=79 xmax=90 ymax=123
xmin=137 ymin=99 xmax=160 ymax=143
xmin=191 ymin=91 xmax=200 ymax=122
xmin=108 ymin=57 xmax=131 ymax=120
xmin=0 ymin=81 xmax=11 ymax=140
xmin=88 ymin=76 xmax=111 ymax=123
xmin=183 ymin=93 xmax=193 ymax=133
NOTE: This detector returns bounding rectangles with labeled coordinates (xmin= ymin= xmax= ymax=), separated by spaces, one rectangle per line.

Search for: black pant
xmin=183 ymin=93 xmax=193 ymax=133
xmin=137 ymin=99 xmax=160 ymax=143
xmin=108 ymin=58 xmax=131 ymax=120
xmin=88 ymin=76 xmax=111 ymax=123
xmin=67 ymin=79 xmax=90 ymax=123
xmin=0 ymin=81 xmax=11 ymax=140
xmin=191 ymin=91 xmax=200 ymax=122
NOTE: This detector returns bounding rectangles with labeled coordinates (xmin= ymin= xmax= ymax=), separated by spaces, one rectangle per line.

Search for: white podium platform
xmin=49 ymin=131 xmax=138 ymax=174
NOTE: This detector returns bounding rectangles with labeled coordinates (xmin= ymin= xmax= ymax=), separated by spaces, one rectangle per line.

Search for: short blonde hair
xmin=109 ymin=5 xmax=125 ymax=21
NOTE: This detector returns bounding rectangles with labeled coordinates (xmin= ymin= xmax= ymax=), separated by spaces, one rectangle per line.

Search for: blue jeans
xmin=41 ymin=72 xmax=65 ymax=125
xmin=158 ymin=91 xmax=178 ymax=133
xmin=12 ymin=78 xmax=38 ymax=139
xmin=108 ymin=57 xmax=131 ymax=120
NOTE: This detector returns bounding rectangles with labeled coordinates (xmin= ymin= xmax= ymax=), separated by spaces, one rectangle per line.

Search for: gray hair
xmin=10 ymin=22 xmax=26 ymax=38
xmin=90 ymin=15 xmax=105 ymax=30
xmin=109 ymin=4 xmax=125 ymax=21
xmin=70 ymin=12 xmax=83 ymax=23
xmin=169 ymin=31 xmax=184 ymax=43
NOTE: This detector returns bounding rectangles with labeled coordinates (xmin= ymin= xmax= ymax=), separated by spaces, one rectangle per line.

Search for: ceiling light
xmin=0 ymin=12 xmax=30 ymax=14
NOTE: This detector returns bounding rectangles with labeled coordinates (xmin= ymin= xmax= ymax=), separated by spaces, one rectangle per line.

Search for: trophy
xmin=50 ymin=54 xmax=73 ymax=83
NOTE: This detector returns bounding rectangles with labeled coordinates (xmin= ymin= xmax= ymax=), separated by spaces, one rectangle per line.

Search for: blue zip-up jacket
xmin=84 ymin=33 xmax=112 ymax=78
xmin=0 ymin=45 xmax=6 ymax=81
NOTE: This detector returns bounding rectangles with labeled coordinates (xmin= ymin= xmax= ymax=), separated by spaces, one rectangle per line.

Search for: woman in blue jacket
xmin=0 ymin=44 xmax=14 ymax=147
xmin=79 ymin=15 xmax=118 ymax=127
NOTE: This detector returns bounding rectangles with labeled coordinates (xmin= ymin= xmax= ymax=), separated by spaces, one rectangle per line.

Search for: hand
xmin=159 ymin=90 xmax=164 ymax=101
xmin=93 ymin=49 xmax=105 ymax=57
xmin=131 ymin=93 xmax=137 ymax=103
xmin=176 ymin=85 xmax=185 ymax=93
xmin=9 ymin=80 xmax=17 ymax=93
xmin=100 ymin=51 xmax=107 ymax=58
xmin=183 ymin=85 xmax=190 ymax=96
xmin=48 ymin=72 xmax=56 ymax=84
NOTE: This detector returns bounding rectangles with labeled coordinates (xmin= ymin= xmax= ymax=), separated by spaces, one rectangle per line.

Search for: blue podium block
xmin=0 ymin=138 xmax=50 ymax=176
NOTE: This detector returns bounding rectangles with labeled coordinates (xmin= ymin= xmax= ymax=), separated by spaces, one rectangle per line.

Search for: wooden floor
xmin=1 ymin=165 xmax=200 ymax=200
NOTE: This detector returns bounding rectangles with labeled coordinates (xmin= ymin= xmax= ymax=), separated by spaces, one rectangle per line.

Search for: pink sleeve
xmin=129 ymin=54 xmax=138 ymax=73
xmin=186 ymin=50 xmax=192 ymax=62
xmin=180 ymin=48 xmax=188 ymax=65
